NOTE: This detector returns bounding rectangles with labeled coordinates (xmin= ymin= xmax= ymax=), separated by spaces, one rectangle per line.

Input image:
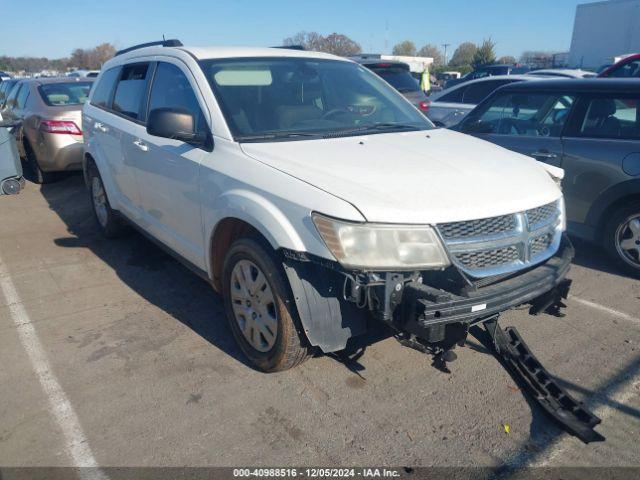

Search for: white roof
xmin=184 ymin=46 xmax=348 ymax=61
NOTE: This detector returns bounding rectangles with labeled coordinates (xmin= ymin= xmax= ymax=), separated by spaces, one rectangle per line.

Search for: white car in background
xmin=426 ymin=75 xmax=540 ymax=127
xmin=526 ymin=69 xmax=596 ymax=79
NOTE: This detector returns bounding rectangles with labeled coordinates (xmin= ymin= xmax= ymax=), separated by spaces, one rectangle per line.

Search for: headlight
xmin=312 ymin=213 xmax=450 ymax=270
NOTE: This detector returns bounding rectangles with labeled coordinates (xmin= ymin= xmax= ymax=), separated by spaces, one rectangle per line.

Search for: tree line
xmin=0 ymin=43 xmax=116 ymax=74
xmin=1 ymin=35 xmax=559 ymax=75
xmin=282 ymin=32 xmax=559 ymax=73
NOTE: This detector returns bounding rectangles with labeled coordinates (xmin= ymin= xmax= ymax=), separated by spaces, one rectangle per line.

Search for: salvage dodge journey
xmin=83 ymin=41 xmax=574 ymax=380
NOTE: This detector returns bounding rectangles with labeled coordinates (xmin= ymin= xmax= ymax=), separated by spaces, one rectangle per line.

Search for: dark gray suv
xmin=456 ymin=78 xmax=640 ymax=276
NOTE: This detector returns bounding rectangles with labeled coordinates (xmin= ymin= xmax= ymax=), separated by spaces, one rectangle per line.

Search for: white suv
xmin=82 ymin=40 xmax=572 ymax=372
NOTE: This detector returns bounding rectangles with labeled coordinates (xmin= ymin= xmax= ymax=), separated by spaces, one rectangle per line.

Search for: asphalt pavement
xmin=0 ymin=173 xmax=638 ymax=472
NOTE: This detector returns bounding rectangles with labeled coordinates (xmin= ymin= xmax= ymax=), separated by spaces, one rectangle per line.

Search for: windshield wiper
xmin=322 ymin=123 xmax=423 ymax=138
xmin=237 ymin=131 xmax=323 ymax=142
xmin=369 ymin=123 xmax=423 ymax=131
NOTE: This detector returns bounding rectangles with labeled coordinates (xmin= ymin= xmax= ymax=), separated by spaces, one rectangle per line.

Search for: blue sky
xmin=3 ymin=0 xmax=585 ymax=59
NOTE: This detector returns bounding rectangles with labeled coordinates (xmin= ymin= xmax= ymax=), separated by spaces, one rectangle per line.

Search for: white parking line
xmin=569 ymin=296 xmax=640 ymax=324
xmin=0 ymin=258 xmax=107 ymax=479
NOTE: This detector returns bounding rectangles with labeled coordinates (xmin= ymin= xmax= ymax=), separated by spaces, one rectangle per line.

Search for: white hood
xmin=241 ymin=129 xmax=562 ymax=224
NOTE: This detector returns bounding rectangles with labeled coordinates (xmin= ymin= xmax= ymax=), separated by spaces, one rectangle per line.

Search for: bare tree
xmin=283 ymin=31 xmax=361 ymax=56
xmin=319 ymin=33 xmax=361 ymax=56
xmin=449 ymin=42 xmax=477 ymax=68
xmin=69 ymin=43 xmax=116 ymax=69
xmin=392 ymin=40 xmax=417 ymax=56
xmin=283 ymin=31 xmax=324 ymax=51
xmin=417 ymin=44 xmax=443 ymax=65
xmin=498 ymin=55 xmax=517 ymax=65
xmin=520 ymin=51 xmax=555 ymax=69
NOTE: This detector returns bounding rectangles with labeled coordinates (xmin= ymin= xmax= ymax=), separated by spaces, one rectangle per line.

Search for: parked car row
xmin=451 ymin=78 xmax=640 ymax=275
xmin=1 ymin=77 xmax=93 ymax=183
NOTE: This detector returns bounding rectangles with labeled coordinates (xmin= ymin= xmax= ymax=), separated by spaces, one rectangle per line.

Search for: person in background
xmin=420 ymin=65 xmax=431 ymax=95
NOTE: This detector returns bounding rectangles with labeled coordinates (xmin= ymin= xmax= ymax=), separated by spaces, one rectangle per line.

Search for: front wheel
xmin=222 ymin=238 xmax=310 ymax=372
xmin=603 ymin=201 xmax=640 ymax=277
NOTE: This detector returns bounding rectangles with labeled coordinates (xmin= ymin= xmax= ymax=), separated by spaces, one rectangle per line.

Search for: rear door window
xmin=577 ymin=97 xmax=639 ymax=139
xmin=437 ymin=86 xmax=466 ymax=103
xmin=5 ymin=83 xmax=22 ymax=109
xmin=112 ymin=63 xmax=151 ymax=121
xmin=90 ymin=67 xmax=121 ymax=109
xmin=15 ymin=84 xmax=30 ymax=109
xmin=462 ymin=80 xmax=513 ymax=105
xmin=369 ymin=66 xmax=420 ymax=93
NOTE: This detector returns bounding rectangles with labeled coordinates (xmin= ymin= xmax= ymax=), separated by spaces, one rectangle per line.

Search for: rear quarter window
xmin=112 ymin=63 xmax=151 ymax=121
xmin=90 ymin=67 xmax=121 ymax=109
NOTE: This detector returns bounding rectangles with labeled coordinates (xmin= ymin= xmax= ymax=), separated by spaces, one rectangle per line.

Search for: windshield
xmin=38 ymin=82 xmax=92 ymax=106
xmin=199 ymin=57 xmax=432 ymax=142
xmin=368 ymin=66 xmax=421 ymax=93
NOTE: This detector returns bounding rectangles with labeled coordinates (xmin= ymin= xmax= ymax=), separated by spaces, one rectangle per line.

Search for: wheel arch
xmin=586 ymin=179 xmax=640 ymax=242
xmin=207 ymin=190 xmax=308 ymax=291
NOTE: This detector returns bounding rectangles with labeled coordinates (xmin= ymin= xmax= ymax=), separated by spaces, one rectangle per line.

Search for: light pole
xmin=442 ymin=43 xmax=450 ymax=66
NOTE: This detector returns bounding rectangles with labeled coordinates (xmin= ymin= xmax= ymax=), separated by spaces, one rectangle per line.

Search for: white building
xmin=568 ymin=0 xmax=640 ymax=69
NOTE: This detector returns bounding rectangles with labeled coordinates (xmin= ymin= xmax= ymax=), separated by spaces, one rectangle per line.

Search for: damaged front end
xmin=283 ymin=233 xmax=604 ymax=443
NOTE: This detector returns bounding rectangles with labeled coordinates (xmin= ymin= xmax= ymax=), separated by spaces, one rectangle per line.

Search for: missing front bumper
xmin=398 ymin=236 xmax=574 ymax=338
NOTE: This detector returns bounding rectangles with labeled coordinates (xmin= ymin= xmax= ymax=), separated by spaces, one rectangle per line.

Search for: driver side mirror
xmin=147 ymin=108 xmax=208 ymax=147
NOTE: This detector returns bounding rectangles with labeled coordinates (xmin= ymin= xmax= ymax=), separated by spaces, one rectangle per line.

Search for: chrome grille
xmin=438 ymin=214 xmax=516 ymax=239
xmin=437 ymin=200 xmax=563 ymax=278
xmin=456 ymin=246 xmax=520 ymax=270
xmin=531 ymin=233 xmax=553 ymax=257
xmin=527 ymin=202 xmax=558 ymax=228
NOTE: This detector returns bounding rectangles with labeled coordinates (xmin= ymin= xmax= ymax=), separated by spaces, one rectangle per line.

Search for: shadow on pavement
xmin=39 ymin=173 xmax=251 ymax=368
xmin=39 ymin=173 xmax=397 ymax=372
xmin=570 ymin=236 xmax=633 ymax=278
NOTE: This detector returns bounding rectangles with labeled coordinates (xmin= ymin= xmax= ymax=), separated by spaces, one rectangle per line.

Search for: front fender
xmin=204 ymin=189 xmax=326 ymax=278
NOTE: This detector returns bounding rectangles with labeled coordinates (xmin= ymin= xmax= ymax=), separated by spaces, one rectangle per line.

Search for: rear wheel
xmin=24 ymin=141 xmax=55 ymax=184
xmin=604 ymin=201 xmax=640 ymax=277
xmin=222 ymin=238 xmax=310 ymax=372
xmin=86 ymin=162 xmax=126 ymax=238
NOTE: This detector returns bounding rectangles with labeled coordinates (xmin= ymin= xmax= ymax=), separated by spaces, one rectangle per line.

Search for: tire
xmin=603 ymin=201 xmax=640 ymax=277
xmin=86 ymin=162 xmax=126 ymax=238
xmin=24 ymin=141 xmax=56 ymax=184
xmin=222 ymin=237 xmax=310 ymax=372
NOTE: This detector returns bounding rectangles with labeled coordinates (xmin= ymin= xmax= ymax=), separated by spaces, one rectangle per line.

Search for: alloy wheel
xmin=615 ymin=215 xmax=640 ymax=268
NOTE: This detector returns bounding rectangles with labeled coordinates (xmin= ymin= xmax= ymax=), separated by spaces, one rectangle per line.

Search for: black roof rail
xmin=271 ymin=45 xmax=305 ymax=51
xmin=115 ymin=39 xmax=183 ymax=57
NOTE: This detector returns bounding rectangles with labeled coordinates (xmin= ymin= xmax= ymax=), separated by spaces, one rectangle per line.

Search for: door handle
xmin=532 ymin=151 xmax=558 ymax=160
xmin=94 ymin=122 xmax=108 ymax=133
xmin=133 ymin=139 xmax=148 ymax=152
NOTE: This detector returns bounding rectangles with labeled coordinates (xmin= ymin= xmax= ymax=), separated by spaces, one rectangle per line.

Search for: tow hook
xmin=483 ymin=316 xmax=605 ymax=444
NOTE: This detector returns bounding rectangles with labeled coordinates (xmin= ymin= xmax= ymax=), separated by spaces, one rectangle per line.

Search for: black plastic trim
xmin=402 ymin=236 xmax=573 ymax=329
